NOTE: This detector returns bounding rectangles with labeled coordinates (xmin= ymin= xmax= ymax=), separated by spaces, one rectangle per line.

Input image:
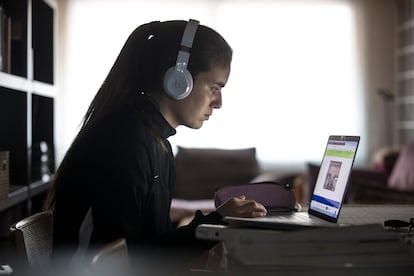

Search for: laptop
xmin=223 ymin=135 xmax=360 ymax=229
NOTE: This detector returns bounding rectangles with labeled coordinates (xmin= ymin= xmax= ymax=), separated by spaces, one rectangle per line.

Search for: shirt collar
xmin=134 ymin=93 xmax=176 ymax=139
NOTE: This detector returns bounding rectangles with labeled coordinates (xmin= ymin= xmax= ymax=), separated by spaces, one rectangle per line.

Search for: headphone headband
xmin=175 ymin=19 xmax=199 ymax=73
xmin=163 ymin=19 xmax=200 ymax=100
xmin=181 ymin=19 xmax=199 ymax=49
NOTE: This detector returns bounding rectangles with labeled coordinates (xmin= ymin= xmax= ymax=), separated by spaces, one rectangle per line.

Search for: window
xmin=169 ymin=1 xmax=364 ymax=166
xmin=60 ymin=0 xmax=365 ymax=167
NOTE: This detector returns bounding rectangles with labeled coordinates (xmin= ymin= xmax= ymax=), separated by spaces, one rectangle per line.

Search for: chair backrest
xmin=10 ymin=210 xmax=54 ymax=269
xmin=89 ymin=238 xmax=130 ymax=275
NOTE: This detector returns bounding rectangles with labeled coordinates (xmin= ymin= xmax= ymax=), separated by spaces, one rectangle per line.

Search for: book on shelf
xmin=0 ymin=151 xmax=9 ymax=200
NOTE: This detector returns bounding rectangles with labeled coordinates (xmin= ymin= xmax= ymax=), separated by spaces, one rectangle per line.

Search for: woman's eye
xmin=211 ymin=86 xmax=220 ymax=94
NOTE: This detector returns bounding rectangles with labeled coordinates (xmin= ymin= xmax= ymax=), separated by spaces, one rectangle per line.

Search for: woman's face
xmin=164 ymin=65 xmax=231 ymax=129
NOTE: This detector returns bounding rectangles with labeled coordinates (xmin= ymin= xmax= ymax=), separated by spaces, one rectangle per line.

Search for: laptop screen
xmin=308 ymin=135 xmax=360 ymax=222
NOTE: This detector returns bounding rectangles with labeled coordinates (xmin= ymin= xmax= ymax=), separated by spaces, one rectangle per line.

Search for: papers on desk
xmin=197 ymin=223 xmax=414 ymax=269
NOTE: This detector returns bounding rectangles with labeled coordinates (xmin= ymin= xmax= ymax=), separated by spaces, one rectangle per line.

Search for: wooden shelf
xmin=0 ymin=72 xmax=29 ymax=91
xmin=0 ymin=180 xmax=51 ymax=213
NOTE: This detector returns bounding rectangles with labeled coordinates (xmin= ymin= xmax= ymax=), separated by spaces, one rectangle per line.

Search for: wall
xmin=353 ymin=0 xmax=398 ymax=163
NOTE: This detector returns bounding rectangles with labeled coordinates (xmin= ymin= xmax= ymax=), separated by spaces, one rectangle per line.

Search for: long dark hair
xmin=44 ymin=19 xmax=232 ymax=210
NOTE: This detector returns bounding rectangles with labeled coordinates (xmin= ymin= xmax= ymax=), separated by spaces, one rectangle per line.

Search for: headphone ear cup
xmin=163 ymin=67 xmax=194 ymax=100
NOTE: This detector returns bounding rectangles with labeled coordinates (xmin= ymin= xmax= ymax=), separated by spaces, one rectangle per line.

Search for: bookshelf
xmin=0 ymin=0 xmax=56 ymax=236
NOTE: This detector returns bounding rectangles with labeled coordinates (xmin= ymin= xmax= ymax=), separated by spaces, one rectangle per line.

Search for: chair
xmin=9 ymin=210 xmax=54 ymax=269
xmin=88 ymin=238 xmax=130 ymax=276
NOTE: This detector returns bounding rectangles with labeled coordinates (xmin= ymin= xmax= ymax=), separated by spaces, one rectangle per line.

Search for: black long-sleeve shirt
xmin=52 ymin=94 xmax=222 ymax=264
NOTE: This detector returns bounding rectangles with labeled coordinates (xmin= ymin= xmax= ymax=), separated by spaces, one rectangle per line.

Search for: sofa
xmin=170 ymin=146 xmax=259 ymax=224
xmin=173 ymin=146 xmax=260 ymax=200
xmin=170 ymin=146 xmax=303 ymax=224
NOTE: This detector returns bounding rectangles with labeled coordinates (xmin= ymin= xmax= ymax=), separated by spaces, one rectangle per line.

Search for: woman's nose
xmin=212 ymin=92 xmax=222 ymax=109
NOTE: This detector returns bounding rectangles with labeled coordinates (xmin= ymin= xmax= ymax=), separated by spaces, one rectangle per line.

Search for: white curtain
xmin=169 ymin=0 xmax=364 ymax=167
xmin=58 ymin=0 xmax=372 ymax=169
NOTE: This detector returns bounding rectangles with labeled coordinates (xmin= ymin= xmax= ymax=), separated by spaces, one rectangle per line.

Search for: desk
xmin=337 ymin=204 xmax=414 ymax=225
xmin=194 ymin=204 xmax=414 ymax=274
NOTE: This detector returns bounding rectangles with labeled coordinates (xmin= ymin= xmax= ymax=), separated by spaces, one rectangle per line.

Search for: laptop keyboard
xmin=267 ymin=212 xmax=312 ymax=222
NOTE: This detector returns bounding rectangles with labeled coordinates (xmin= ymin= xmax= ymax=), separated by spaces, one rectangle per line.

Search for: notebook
xmin=223 ymin=135 xmax=360 ymax=229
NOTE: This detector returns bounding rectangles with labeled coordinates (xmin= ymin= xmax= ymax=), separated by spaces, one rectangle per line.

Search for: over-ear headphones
xmin=163 ymin=19 xmax=199 ymax=100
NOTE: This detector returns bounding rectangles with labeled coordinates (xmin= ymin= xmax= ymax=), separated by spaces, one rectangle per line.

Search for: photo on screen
xmin=323 ymin=161 xmax=342 ymax=191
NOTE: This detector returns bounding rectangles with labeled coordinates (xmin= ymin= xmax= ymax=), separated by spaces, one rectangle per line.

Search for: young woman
xmin=45 ymin=19 xmax=266 ymax=269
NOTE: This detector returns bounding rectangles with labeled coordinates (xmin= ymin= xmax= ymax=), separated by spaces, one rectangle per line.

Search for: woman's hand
xmin=216 ymin=195 xmax=267 ymax=218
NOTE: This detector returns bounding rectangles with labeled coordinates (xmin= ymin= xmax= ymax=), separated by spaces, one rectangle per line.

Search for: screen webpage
xmin=309 ymin=138 xmax=359 ymax=219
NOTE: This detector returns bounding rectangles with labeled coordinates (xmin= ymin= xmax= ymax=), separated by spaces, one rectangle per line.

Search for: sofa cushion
xmin=174 ymin=147 xmax=259 ymax=200
xmin=388 ymin=140 xmax=414 ymax=191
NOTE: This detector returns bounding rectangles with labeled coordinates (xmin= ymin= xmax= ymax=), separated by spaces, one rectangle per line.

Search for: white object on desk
xmin=0 ymin=265 xmax=12 ymax=275
xmin=197 ymin=223 xmax=414 ymax=268
xmin=196 ymin=205 xmax=414 ymax=269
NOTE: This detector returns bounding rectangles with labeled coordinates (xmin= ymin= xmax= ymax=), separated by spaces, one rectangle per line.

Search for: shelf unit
xmin=396 ymin=1 xmax=414 ymax=144
xmin=0 ymin=0 xmax=56 ymax=236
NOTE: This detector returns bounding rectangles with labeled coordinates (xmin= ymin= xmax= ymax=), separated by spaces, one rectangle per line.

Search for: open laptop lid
xmin=308 ymin=135 xmax=360 ymax=223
